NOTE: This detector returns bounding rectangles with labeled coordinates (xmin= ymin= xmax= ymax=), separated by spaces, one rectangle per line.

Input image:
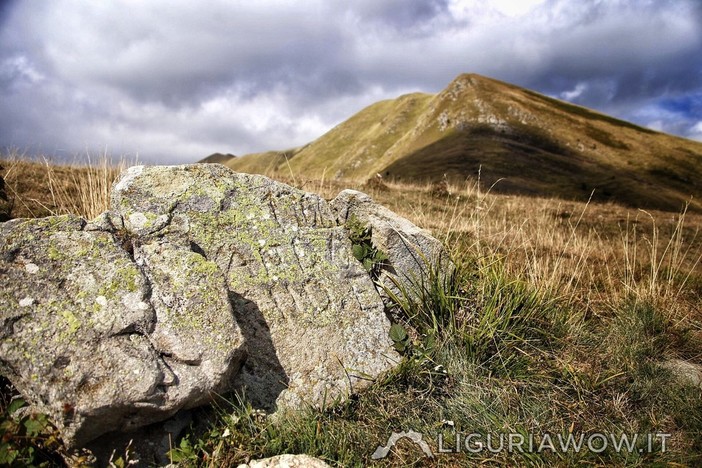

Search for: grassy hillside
xmin=200 ymin=153 xmax=237 ymax=165
xmin=223 ymin=147 xmax=307 ymax=176
xmin=2 ymin=155 xmax=702 ymax=466
xmin=226 ymin=73 xmax=702 ymax=212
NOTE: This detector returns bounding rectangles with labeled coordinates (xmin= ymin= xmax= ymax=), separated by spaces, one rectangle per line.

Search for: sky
xmin=1 ymin=0 xmax=701 ymax=164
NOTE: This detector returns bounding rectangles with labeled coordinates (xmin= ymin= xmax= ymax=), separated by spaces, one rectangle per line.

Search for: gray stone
xmin=0 ymin=164 xmax=406 ymax=454
xmin=112 ymin=164 xmax=399 ymax=411
xmin=0 ymin=214 xmax=246 ymax=447
xmin=238 ymin=454 xmax=331 ymax=468
xmin=661 ymin=359 xmax=702 ymax=388
xmin=331 ymin=189 xmax=452 ymax=301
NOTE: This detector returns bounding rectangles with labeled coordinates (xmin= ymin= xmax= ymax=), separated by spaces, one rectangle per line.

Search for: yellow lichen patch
xmin=60 ymin=310 xmax=81 ymax=334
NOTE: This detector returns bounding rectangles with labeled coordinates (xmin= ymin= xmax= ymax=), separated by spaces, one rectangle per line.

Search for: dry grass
xmin=3 ymin=156 xmax=702 ymax=466
xmin=276 ymin=172 xmax=702 ymax=316
xmin=0 ymin=150 xmax=132 ymax=220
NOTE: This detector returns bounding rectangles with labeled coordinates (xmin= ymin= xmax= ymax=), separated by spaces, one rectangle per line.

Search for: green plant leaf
xmin=393 ymin=341 xmax=407 ymax=352
xmin=389 ymin=323 xmax=408 ymax=342
xmin=23 ymin=414 xmax=48 ymax=437
xmin=0 ymin=420 xmax=17 ymax=433
xmin=7 ymin=398 xmax=26 ymax=415
xmin=0 ymin=442 xmax=19 ymax=465
xmin=423 ymin=332 xmax=436 ymax=352
xmin=352 ymin=244 xmax=365 ymax=261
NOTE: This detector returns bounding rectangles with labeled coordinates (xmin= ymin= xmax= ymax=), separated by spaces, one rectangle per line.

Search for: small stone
xmin=662 ymin=359 xmax=702 ymax=388
xmin=18 ymin=297 xmax=34 ymax=307
xmin=238 ymin=454 xmax=331 ymax=468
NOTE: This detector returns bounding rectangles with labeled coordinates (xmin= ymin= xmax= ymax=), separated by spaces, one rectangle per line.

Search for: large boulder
xmin=0 ymin=215 xmax=246 ymax=447
xmin=111 ymin=165 xmax=398 ymax=411
xmin=0 ymin=164 xmax=401 ymax=452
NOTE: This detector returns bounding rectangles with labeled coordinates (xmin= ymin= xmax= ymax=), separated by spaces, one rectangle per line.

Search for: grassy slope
xmin=226 ymin=93 xmax=433 ymax=179
xmin=173 ymin=176 xmax=702 ymax=467
xmin=3 ymin=158 xmax=702 ymax=466
xmin=200 ymin=153 xmax=237 ymax=165
xmin=226 ymin=73 xmax=702 ymax=213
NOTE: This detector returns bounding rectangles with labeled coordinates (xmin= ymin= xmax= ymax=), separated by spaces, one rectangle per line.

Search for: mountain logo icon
xmin=372 ymin=430 xmax=435 ymax=459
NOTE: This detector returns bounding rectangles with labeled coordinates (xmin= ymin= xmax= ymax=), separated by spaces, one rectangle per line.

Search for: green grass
xmin=165 ymin=253 xmax=702 ymax=466
xmin=3 ymin=155 xmax=702 ymax=466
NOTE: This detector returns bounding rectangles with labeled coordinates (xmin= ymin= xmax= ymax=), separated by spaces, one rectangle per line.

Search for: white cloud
xmin=0 ymin=0 xmax=701 ymax=162
xmin=689 ymin=121 xmax=702 ymax=141
xmin=560 ymin=83 xmax=588 ymax=101
xmin=449 ymin=0 xmax=547 ymax=18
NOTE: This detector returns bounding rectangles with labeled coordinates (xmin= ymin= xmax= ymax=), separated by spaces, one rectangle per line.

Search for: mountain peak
xmin=224 ymin=74 xmax=702 ymax=212
xmin=447 ymin=73 xmax=512 ymax=90
xmin=450 ymin=72 xmax=494 ymax=82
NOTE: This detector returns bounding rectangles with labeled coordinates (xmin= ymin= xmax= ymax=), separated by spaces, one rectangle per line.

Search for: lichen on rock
xmin=0 ymin=209 xmax=246 ymax=448
xmin=111 ymin=164 xmax=399 ymax=412
xmin=0 ymin=163 xmax=448 ymax=456
xmin=0 ymin=215 xmax=163 ymax=446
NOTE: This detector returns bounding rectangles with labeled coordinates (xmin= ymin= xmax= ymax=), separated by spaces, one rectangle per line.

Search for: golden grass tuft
xmin=0 ymin=149 xmax=133 ymax=220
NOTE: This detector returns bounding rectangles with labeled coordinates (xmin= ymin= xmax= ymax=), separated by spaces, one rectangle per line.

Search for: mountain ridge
xmin=222 ymin=73 xmax=702 ymax=212
xmin=200 ymin=153 xmax=237 ymax=165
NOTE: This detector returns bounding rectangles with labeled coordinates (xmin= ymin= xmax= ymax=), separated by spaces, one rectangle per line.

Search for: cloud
xmin=689 ymin=121 xmax=702 ymax=141
xmin=1 ymin=0 xmax=701 ymax=162
xmin=629 ymin=91 xmax=702 ymax=140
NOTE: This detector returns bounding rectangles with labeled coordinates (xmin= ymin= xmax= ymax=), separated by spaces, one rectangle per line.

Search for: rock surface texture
xmin=0 ymin=164 xmax=452 ymax=453
xmin=662 ymin=359 xmax=702 ymax=388
xmin=0 ymin=214 xmax=246 ymax=448
xmin=111 ymin=165 xmax=398 ymax=412
xmin=237 ymin=454 xmax=331 ymax=468
xmin=331 ymin=189 xmax=451 ymax=300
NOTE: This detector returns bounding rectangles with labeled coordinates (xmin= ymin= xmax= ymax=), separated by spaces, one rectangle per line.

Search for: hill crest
xmin=224 ymin=73 xmax=702 ymax=212
xmin=199 ymin=153 xmax=236 ymax=164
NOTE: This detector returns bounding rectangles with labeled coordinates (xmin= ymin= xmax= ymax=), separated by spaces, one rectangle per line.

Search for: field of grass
xmin=1 ymin=154 xmax=702 ymax=466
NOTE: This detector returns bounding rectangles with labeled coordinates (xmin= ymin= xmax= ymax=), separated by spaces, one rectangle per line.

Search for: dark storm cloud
xmin=0 ymin=0 xmax=701 ymax=163
xmin=22 ymin=2 xmax=348 ymax=107
xmin=339 ymin=0 xmax=450 ymax=32
xmin=513 ymin=0 xmax=702 ymax=139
